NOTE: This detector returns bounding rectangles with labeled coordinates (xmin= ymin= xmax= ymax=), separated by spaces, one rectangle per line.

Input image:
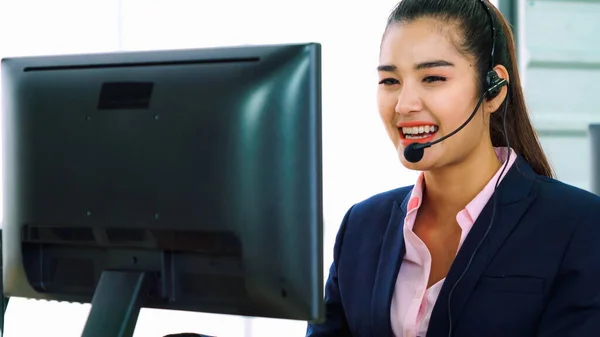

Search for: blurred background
xmin=0 ymin=0 xmax=598 ymax=336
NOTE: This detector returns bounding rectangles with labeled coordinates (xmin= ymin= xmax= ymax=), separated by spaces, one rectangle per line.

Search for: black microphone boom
xmin=402 ymin=80 xmax=504 ymax=163
xmin=402 ymin=94 xmax=483 ymax=163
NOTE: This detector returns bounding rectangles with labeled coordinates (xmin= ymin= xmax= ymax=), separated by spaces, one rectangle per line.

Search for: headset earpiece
xmin=485 ymin=70 xmax=506 ymax=100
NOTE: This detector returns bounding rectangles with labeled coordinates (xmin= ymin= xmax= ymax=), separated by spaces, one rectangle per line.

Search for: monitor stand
xmin=81 ymin=271 xmax=151 ymax=337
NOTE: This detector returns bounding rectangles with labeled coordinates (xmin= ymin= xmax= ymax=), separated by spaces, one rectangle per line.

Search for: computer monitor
xmin=1 ymin=43 xmax=323 ymax=336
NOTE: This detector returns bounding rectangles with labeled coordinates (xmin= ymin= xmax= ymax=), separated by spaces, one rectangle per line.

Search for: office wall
xmin=519 ymin=0 xmax=600 ymax=190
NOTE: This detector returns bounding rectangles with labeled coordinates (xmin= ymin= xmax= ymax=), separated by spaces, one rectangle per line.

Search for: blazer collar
xmin=370 ymin=155 xmax=538 ymax=337
xmin=427 ymin=155 xmax=538 ymax=336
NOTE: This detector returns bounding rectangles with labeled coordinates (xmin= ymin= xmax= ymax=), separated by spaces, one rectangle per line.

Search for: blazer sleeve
xmin=536 ymin=204 xmax=600 ymax=336
xmin=306 ymin=206 xmax=353 ymax=337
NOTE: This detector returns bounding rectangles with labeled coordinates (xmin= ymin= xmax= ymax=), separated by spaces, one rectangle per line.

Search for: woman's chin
xmin=398 ymin=153 xmax=426 ymax=171
xmin=401 ymin=160 xmax=428 ymax=171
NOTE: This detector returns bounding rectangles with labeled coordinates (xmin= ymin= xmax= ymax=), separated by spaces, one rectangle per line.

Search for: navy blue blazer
xmin=307 ymin=156 xmax=600 ymax=337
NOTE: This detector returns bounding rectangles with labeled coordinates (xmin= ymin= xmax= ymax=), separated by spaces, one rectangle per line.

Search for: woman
xmin=307 ymin=0 xmax=600 ymax=336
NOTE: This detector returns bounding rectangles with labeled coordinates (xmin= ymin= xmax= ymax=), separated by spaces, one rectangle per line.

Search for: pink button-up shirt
xmin=390 ymin=147 xmax=517 ymax=337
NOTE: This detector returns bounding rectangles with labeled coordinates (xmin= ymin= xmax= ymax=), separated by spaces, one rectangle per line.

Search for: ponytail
xmin=488 ymin=4 xmax=555 ymax=178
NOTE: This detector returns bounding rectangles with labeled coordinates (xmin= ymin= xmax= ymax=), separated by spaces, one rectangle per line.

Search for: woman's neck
xmin=422 ymin=145 xmax=503 ymax=220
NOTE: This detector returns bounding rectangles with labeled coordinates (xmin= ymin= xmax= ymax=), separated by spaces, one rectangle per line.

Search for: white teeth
xmin=401 ymin=125 xmax=438 ymax=137
xmin=401 ymin=125 xmax=438 ymax=139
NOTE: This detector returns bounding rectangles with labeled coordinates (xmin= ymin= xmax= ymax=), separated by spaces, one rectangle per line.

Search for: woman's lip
xmin=397 ymin=121 xmax=438 ymax=128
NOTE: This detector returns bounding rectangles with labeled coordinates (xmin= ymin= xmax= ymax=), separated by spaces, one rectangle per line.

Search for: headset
xmin=401 ymin=1 xmax=512 ymax=336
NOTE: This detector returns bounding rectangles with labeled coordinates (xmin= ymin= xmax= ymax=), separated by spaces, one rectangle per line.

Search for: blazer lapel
xmin=371 ymin=192 xmax=411 ymax=337
xmin=427 ymin=157 xmax=539 ymax=337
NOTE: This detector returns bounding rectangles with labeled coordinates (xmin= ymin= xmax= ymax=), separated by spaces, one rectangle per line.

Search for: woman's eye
xmin=423 ymin=76 xmax=447 ymax=83
xmin=378 ymin=78 xmax=399 ymax=85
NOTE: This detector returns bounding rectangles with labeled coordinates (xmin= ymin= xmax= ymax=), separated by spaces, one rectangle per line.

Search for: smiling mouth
xmin=400 ymin=125 xmax=439 ymax=139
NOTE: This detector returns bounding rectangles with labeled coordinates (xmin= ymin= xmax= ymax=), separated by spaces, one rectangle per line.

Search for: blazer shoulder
xmin=534 ymin=175 xmax=600 ymax=212
xmin=342 ymin=186 xmax=413 ymax=230
xmin=536 ymin=176 xmax=600 ymax=205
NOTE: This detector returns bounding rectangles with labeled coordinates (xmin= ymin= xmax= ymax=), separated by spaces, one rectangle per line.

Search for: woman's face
xmin=377 ymin=18 xmax=494 ymax=171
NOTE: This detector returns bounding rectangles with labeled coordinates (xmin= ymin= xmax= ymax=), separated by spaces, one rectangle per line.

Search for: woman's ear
xmin=487 ymin=64 xmax=510 ymax=114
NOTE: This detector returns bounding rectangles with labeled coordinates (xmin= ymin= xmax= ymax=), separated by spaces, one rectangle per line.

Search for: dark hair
xmin=385 ymin=0 xmax=554 ymax=178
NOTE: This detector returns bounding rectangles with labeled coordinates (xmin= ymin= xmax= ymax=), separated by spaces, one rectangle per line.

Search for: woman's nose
xmin=394 ymin=85 xmax=423 ymax=115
